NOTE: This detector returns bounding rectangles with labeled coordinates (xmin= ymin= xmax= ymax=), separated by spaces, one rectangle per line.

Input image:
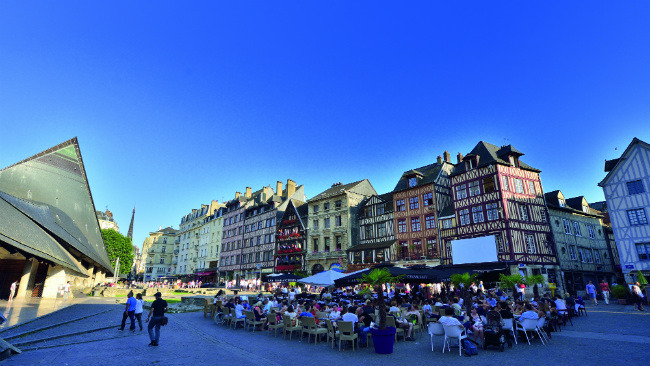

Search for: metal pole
xmin=113 ymin=257 xmax=120 ymax=284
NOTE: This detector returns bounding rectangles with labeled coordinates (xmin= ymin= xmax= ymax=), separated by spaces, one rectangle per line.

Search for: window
xmin=162 ymin=246 xmax=166 ymax=253
xmin=594 ymin=250 xmax=602 ymax=264
xmin=584 ymin=249 xmax=594 ymax=263
xmin=540 ymin=208 xmax=547 ymax=223
xmin=409 ymin=197 xmax=419 ymax=210
xmin=468 ymin=181 xmax=480 ymax=196
xmin=335 ymin=236 xmax=342 ymax=251
xmin=495 ymin=234 xmax=505 ymax=253
xmin=519 ymin=204 xmax=529 ymax=221
xmin=258 ymin=222 xmax=263 ymax=230
xmin=398 ymin=219 xmax=407 ymax=233
xmin=582 ymin=205 xmax=589 ymax=213
xmin=627 ymin=208 xmax=648 ymax=225
xmin=588 ymin=225 xmax=595 ymax=239
xmin=376 ymin=204 xmax=385 ymax=215
xmin=313 ymin=220 xmax=319 ymax=230
xmin=324 ymin=237 xmax=330 ymax=252
xmin=160 ymin=258 xmax=165 ymax=264
xmin=411 ymin=217 xmax=421 ymax=232
xmin=573 ymin=222 xmax=582 ymax=236
xmin=163 ymin=237 xmax=167 ymax=244
xmin=313 ymin=238 xmax=319 ymax=252
xmin=514 ymin=179 xmax=524 ymax=194
xmin=324 ymin=202 xmax=330 ymax=210
xmin=459 ymin=209 xmax=470 ymax=225
xmin=502 ymin=176 xmax=510 ymax=191
xmin=324 ymin=218 xmax=330 ymax=229
xmin=563 ymin=219 xmax=572 ymax=234
xmin=472 ymin=206 xmax=484 ymax=223
xmin=441 ymin=219 xmax=453 ymax=229
xmin=399 ymin=241 xmax=409 ymax=259
xmin=425 ymin=214 xmax=436 ymax=229
xmin=558 ymin=199 xmax=566 ymax=208
xmin=456 ymin=184 xmax=467 ymax=200
xmin=335 ymin=200 xmax=342 ymax=209
xmin=423 ymin=192 xmax=433 ymax=206
xmin=377 ymin=222 xmax=387 ymax=237
xmin=364 ymin=206 xmax=373 ymax=218
xmin=396 ymin=199 xmax=405 ymax=212
xmin=627 ymin=180 xmax=645 ymax=195
xmin=568 ymin=245 xmax=577 ymax=260
xmin=426 ymin=238 xmax=437 ymax=257
xmin=528 ymin=181 xmax=536 ymax=195
xmin=313 ymin=205 xmax=319 ymax=213
xmin=408 ymin=177 xmax=417 ymax=187
xmin=483 ymin=177 xmax=495 ymax=193
xmin=335 ymin=216 xmax=342 ymax=227
xmin=486 ymin=203 xmax=499 ymax=221
xmin=636 ymin=243 xmax=650 ymax=261
xmin=525 ymin=234 xmax=536 ymax=254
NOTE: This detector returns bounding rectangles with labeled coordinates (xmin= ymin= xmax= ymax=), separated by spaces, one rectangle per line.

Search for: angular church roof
xmin=0 ymin=138 xmax=113 ymax=272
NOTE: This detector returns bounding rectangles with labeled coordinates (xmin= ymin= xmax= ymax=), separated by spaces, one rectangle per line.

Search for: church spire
xmin=127 ymin=206 xmax=135 ymax=242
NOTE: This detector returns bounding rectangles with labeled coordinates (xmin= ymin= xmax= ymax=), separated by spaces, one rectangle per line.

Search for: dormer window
xmin=559 ymin=199 xmax=566 ymax=208
xmin=408 ymin=177 xmax=417 ymax=187
xmin=582 ymin=205 xmax=589 ymax=213
xmin=509 ymin=155 xmax=520 ymax=167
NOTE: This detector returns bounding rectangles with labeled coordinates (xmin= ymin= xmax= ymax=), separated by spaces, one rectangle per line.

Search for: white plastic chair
xmin=515 ymin=318 xmax=545 ymax=345
xmin=428 ymin=322 xmax=445 ymax=351
xmin=502 ymin=318 xmax=517 ymax=345
xmin=442 ymin=324 xmax=467 ymax=356
xmin=536 ymin=317 xmax=549 ymax=343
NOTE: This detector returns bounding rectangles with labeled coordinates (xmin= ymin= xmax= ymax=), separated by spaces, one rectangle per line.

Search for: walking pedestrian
xmin=146 ymin=292 xmax=168 ymax=346
xmin=134 ymin=293 xmax=145 ymax=331
xmin=632 ymin=282 xmax=646 ymax=311
xmin=119 ymin=291 xmax=137 ymax=331
xmin=599 ymin=279 xmax=610 ymax=305
xmin=63 ymin=281 xmax=71 ymax=301
xmin=586 ymin=281 xmax=598 ymax=305
xmin=8 ymin=281 xmax=18 ymax=302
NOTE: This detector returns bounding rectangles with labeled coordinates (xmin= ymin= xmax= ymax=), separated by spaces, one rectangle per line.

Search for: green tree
xmin=450 ymin=272 xmax=479 ymax=315
xmin=525 ymin=274 xmax=546 ymax=297
xmin=359 ymin=268 xmax=403 ymax=330
xmin=101 ymin=229 xmax=134 ymax=275
xmin=500 ymin=273 xmax=525 ymax=299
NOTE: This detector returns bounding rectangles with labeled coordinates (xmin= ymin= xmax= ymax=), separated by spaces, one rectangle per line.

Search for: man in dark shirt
xmin=146 ymin=292 xmax=168 ymax=346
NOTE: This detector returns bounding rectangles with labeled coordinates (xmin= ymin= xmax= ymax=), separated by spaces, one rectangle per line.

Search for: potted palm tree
xmin=499 ymin=273 xmax=525 ymax=300
xmin=359 ymin=268 xmax=403 ymax=354
xmin=450 ymin=272 xmax=479 ymax=315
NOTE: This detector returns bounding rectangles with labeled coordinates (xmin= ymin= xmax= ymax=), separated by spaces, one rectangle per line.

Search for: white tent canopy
xmin=298 ymin=270 xmax=347 ymax=287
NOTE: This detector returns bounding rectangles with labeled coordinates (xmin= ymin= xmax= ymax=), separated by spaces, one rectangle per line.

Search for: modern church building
xmin=0 ymin=138 xmax=113 ymax=300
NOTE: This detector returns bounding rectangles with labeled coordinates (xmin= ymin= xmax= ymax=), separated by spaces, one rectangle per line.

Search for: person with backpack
xmin=146 ymin=292 xmax=168 ymax=346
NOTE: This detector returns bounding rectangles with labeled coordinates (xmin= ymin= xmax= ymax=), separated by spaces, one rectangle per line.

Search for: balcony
xmin=173 ymin=249 xmax=179 ymax=254
xmin=175 ymin=239 xmax=180 ymax=244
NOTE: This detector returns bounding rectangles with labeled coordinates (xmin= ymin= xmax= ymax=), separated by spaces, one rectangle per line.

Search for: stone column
xmin=87 ymin=264 xmax=95 ymax=285
xmin=42 ymin=265 xmax=67 ymax=299
xmin=16 ymin=258 xmax=38 ymax=299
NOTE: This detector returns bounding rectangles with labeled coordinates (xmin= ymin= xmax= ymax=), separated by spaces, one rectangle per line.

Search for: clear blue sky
xmin=1 ymin=2 xmax=648 ymax=250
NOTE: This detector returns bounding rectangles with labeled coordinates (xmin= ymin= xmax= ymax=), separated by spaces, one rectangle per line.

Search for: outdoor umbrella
xmin=424 ymin=262 xmax=509 ymax=282
xmin=298 ymin=270 xmax=347 ymax=287
xmin=334 ymin=263 xmax=438 ymax=287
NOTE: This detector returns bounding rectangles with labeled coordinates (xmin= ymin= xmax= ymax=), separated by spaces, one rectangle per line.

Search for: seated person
xmin=450 ymin=298 xmax=463 ymax=315
xmin=438 ymin=307 xmax=464 ymax=330
xmin=469 ymin=307 xmax=484 ymax=345
xmin=517 ymin=304 xmax=540 ymax=322
xmin=389 ymin=300 xmax=401 ymax=314
xmin=497 ymin=301 xmax=514 ymax=320
xmin=388 ymin=311 xmax=415 ymax=341
xmin=329 ymin=307 xmax=341 ymax=321
xmin=284 ymin=305 xmax=298 ymax=326
xmin=422 ymin=300 xmax=433 ymax=317
xmin=299 ymin=304 xmax=314 ymax=319
xmin=341 ymin=306 xmax=358 ymax=325
xmin=242 ymin=299 xmax=251 ymax=311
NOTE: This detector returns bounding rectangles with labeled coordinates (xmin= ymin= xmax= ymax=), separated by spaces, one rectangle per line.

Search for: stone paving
xmin=1 ymin=302 xmax=648 ymax=365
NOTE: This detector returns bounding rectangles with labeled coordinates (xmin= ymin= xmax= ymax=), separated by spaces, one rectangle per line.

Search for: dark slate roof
xmin=309 ymin=179 xmax=371 ymax=202
xmin=393 ymin=163 xmax=444 ymax=192
xmin=450 ymin=141 xmax=540 ymax=177
xmin=378 ymin=191 xmax=394 ymax=203
xmin=295 ymin=200 xmax=309 ymax=220
xmin=0 ymin=191 xmax=88 ymax=276
xmin=544 ymin=190 xmax=561 ymax=207
xmin=590 ymin=201 xmax=607 ymax=212
xmin=438 ymin=204 xmax=455 ymax=218
xmin=0 ymin=138 xmax=113 ymax=272
xmin=565 ymin=196 xmax=587 ymax=211
xmin=604 ymin=158 xmax=620 ymax=172
xmin=160 ymin=227 xmax=178 ymax=234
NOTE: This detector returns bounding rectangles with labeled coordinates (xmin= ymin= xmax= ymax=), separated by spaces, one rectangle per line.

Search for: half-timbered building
xmin=348 ymin=192 xmax=395 ymax=271
xmin=545 ymin=190 xmax=616 ymax=296
xmin=275 ymin=199 xmax=309 ymax=273
xmin=599 ymin=137 xmax=650 ymax=283
xmin=392 ymin=155 xmax=454 ymax=267
xmin=442 ymin=141 xmax=559 ymax=280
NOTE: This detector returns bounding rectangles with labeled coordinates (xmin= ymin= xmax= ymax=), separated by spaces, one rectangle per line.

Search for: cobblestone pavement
xmin=2 ymin=302 xmax=648 ymax=366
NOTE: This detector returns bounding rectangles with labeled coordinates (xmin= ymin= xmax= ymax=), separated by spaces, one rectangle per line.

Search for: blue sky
xmin=1 ymin=2 xmax=648 ymax=249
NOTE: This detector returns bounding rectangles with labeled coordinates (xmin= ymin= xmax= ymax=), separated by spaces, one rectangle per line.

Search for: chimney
xmin=443 ymin=151 xmax=451 ymax=163
xmin=457 ymin=153 xmax=463 ymax=164
xmin=235 ymin=191 xmax=241 ymax=199
xmin=263 ymin=186 xmax=271 ymax=200
xmin=437 ymin=155 xmax=443 ymax=164
xmin=245 ymin=187 xmax=252 ymax=199
xmin=287 ymin=179 xmax=296 ymax=197
xmin=276 ymin=181 xmax=283 ymax=196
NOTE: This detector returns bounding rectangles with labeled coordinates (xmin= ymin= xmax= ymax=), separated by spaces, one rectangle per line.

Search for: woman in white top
xmin=134 ymin=293 xmax=145 ymax=331
xmin=289 ymin=289 xmax=296 ymax=301
xmin=329 ymin=309 xmax=341 ymax=320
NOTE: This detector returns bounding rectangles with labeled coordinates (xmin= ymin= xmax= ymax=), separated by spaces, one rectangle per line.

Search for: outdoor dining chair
xmin=244 ymin=310 xmax=264 ymax=332
xmin=515 ymin=318 xmax=545 ymax=345
xmin=337 ymin=321 xmax=358 ymax=351
xmin=282 ymin=316 xmax=302 ymax=341
xmin=267 ymin=314 xmax=283 ymax=337
xmin=428 ymin=322 xmax=444 ymax=351
xmin=301 ymin=316 xmax=328 ymax=344
xmin=325 ymin=319 xmax=339 ymax=349
xmin=385 ymin=316 xmax=405 ymax=341
xmin=501 ymin=318 xmax=517 ymax=345
xmin=442 ymin=324 xmax=467 ymax=356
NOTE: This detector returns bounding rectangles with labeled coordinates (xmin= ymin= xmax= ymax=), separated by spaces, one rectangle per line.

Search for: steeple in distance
xmin=127 ymin=206 xmax=135 ymax=242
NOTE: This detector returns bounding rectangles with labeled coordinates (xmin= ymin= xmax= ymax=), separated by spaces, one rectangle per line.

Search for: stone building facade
xmin=141 ymin=227 xmax=178 ymax=281
xmin=306 ymin=180 xmax=376 ymax=274
xmin=348 ymin=192 xmax=395 ymax=271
